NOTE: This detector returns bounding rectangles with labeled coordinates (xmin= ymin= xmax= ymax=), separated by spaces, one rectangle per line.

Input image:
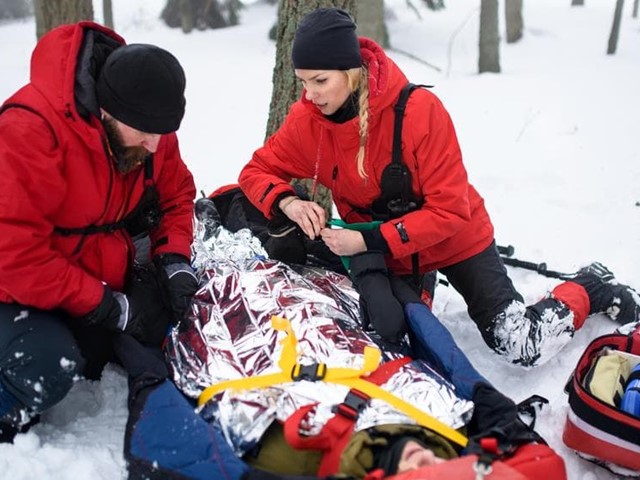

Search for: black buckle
xmin=332 ymin=390 xmax=370 ymax=421
xmin=291 ymin=363 xmax=327 ymax=382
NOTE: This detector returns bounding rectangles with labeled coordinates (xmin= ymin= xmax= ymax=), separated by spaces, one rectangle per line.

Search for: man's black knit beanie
xmin=291 ymin=8 xmax=361 ymax=70
xmin=96 ymin=44 xmax=186 ymax=134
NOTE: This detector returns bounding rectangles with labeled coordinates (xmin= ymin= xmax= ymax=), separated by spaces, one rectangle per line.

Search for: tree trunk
xmin=179 ymin=0 xmax=195 ymax=33
xmin=504 ymin=0 xmax=523 ymax=43
xmin=355 ymin=0 xmax=388 ymax=48
xmin=571 ymin=0 xmax=584 ymax=5
xmin=607 ymin=0 xmax=625 ymax=55
xmin=479 ymin=0 xmax=500 ymax=73
xmin=103 ymin=0 xmax=114 ymax=29
xmin=34 ymin=0 xmax=93 ymax=40
xmin=266 ymin=0 xmax=356 ymax=217
xmin=633 ymin=0 xmax=638 ymax=18
xmin=161 ymin=0 xmax=237 ymax=32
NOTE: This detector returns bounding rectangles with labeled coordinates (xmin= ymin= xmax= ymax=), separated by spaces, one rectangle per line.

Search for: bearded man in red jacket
xmin=0 ymin=22 xmax=197 ymax=442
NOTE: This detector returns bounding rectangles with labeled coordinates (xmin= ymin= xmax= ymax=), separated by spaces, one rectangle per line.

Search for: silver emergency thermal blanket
xmin=166 ymin=216 xmax=473 ymax=456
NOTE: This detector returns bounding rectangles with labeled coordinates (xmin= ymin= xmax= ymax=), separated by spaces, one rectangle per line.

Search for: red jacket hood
xmin=299 ymin=37 xmax=408 ymax=128
xmin=29 ymin=21 xmax=125 ymax=122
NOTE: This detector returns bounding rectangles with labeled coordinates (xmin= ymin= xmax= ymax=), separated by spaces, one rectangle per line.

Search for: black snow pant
xmin=439 ymin=240 xmax=576 ymax=367
xmin=0 ymin=302 xmax=116 ymax=424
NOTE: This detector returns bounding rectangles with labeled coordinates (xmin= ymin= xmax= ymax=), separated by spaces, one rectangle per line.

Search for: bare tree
xmin=161 ymin=0 xmax=241 ymax=33
xmin=103 ymin=0 xmax=113 ymax=29
xmin=607 ymin=0 xmax=625 ymax=55
xmin=0 ymin=0 xmax=31 ymax=19
xmin=355 ymin=0 xmax=388 ymax=47
xmin=266 ymin=0 xmax=356 ymax=215
xmin=633 ymin=0 xmax=638 ymax=18
xmin=571 ymin=0 xmax=584 ymax=5
xmin=479 ymin=0 xmax=500 ymax=73
xmin=34 ymin=0 xmax=93 ymax=40
xmin=504 ymin=0 xmax=523 ymax=43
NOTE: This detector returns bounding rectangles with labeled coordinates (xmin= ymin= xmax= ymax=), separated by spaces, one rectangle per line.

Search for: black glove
xmin=469 ymin=382 xmax=518 ymax=436
xmin=154 ymin=253 xmax=199 ymax=325
xmin=82 ymin=274 xmax=170 ymax=347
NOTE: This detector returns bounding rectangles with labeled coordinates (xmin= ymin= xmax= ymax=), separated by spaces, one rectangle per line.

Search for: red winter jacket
xmin=239 ymin=38 xmax=493 ymax=275
xmin=0 ymin=22 xmax=196 ymax=316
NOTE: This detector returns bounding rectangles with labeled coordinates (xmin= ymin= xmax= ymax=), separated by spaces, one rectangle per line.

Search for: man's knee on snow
xmin=0 ymin=316 xmax=84 ymax=412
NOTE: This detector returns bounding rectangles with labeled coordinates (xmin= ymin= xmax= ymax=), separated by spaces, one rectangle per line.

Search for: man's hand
xmin=279 ymin=196 xmax=326 ymax=240
xmin=80 ymin=284 xmax=170 ymax=347
xmin=320 ymin=228 xmax=366 ymax=256
xmin=154 ymin=254 xmax=199 ymax=325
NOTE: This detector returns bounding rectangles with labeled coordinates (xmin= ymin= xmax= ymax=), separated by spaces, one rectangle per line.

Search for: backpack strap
xmin=393 ymin=83 xmax=430 ymax=289
xmin=54 ymin=155 xmax=158 ymax=237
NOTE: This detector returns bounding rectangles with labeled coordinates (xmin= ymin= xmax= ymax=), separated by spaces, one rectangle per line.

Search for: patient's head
xmin=375 ymin=435 xmax=445 ymax=474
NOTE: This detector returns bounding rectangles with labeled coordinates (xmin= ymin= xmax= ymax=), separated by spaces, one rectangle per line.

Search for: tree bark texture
xmin=103 ymin=0 xmax=114 ymax=29
xmin=479 ymin=0 xmax=500 ymax=73
xmin=505 ymin=0 xmax=523 ymax=44
xmin=266 ymin=0 xmax=356 ymax=217
xmin=607 ymin=0 xmax=625 ymax=55
xmin=355 ymin=0 xmax=388 ymax=48
xmin=34 ymin=0 xmax=93 ymax=40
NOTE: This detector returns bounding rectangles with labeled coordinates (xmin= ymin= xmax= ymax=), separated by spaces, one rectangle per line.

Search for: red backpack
xmin=563 ymin=324 xmax=640 ymax=474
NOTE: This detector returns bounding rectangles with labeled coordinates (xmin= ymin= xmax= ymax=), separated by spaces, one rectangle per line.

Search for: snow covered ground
xmin=0 ymin=0 xmax=638 ymax=478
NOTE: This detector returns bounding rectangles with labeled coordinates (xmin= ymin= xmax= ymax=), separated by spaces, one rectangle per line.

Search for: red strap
xmin=283 ymin=356 xmax=413 ymax=476
xmin=365 ymin=356 xmax=412 ymax=385
xmin=283 ymin=403 xmax=331 ymax=450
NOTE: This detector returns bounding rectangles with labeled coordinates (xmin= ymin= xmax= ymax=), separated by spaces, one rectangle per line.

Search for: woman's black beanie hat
xmin=291 ymin=8 xmax=362 ymax=70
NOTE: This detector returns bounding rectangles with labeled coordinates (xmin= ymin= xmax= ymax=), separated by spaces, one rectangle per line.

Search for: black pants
xmin=0 ymin=303 xmax=118 ymax=418
xmin=438 ymin=241 xmax=575 ymax=366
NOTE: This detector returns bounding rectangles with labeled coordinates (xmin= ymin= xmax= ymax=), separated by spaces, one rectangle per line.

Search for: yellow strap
xmin=197 ymin=316 xmax=467 ymax=447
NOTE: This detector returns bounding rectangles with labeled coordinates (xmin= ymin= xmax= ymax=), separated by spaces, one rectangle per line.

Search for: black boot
xmin=349 ymin=252 xmax=406 ymax=344
xmin=571 ymin=262 xmax=640 ymax=325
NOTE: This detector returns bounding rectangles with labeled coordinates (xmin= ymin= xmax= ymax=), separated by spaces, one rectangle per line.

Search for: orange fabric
xmin=239 ymin=37 xmax=494 ymax=276
xmin=551 ymin=281 xmax=590 ymax=329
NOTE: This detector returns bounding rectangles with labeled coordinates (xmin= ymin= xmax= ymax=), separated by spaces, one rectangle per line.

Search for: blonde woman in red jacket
xmin=239 ymin=8 xmax=640 ymax=367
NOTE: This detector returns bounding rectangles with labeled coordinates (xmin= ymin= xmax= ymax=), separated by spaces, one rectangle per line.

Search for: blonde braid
xmin=346 ymin=66 xmax=370 ymax=179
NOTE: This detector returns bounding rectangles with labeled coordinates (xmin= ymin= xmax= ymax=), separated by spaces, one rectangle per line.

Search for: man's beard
xmin=102 ymin=117 xmax=150 ymax=174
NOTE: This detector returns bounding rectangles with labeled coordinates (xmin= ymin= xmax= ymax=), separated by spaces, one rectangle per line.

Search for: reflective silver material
xmin=166 ymin=218 xmax=473 ymax=455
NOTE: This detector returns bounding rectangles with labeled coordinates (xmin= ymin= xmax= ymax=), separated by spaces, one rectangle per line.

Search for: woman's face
xmin=295 ymin=69 xmax=351 ymax=115
xmin=396 ymin=440 xmax=445 ymax=473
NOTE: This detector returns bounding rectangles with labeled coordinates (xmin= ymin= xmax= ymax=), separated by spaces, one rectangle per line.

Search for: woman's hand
xmin=320 ymin=228 xmax=366 ymax=256
xmin=279 ymin=196 xmax=326 ymax=239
